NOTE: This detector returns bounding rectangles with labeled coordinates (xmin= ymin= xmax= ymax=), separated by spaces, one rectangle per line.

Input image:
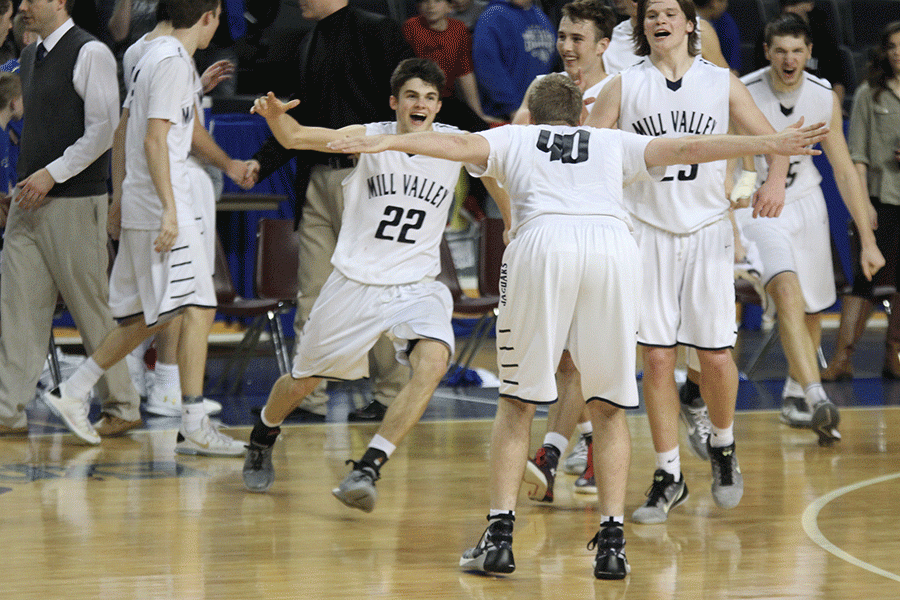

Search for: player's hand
xmin=107 ymin=196 xmax=122 ymax=240
xmin=200 ymin=60 xmax=235 ymax=94
xmin=154 ymin=208 xmax=178 ymax=253
xmin=751 ymin=178 xmax=785 ymax=219
xmin=225 ymin=158 xmax=251 ymax=188
xmin=860 ymin=243 xmax=885 ymax=281
xmin=250 ymin=92 xmax=300 ymax=120
xmin=771 ymin=118 xmax=828 ymax=156
xmin=238 ymin=159 xmax=260 ymax=190
xmin=15 ymin=168 xmax=55 ymax=210
xmin=328 ymin=134 xmax=391 ymax=154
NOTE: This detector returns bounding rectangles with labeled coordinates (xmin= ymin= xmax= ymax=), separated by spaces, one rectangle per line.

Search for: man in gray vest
xmin=0 ymin=0 xmax=140 ymax=437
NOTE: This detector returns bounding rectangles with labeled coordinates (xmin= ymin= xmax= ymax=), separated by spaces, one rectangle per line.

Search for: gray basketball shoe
xmin=632 ymin=469 xmax=688 ymax=524
xmin=243 ymin=441 xmax=275 ymax=492
xmin=708 ymin=441 xmax=743 ymax=509
xmin=332 ymin=464 xmax=379 ymax=512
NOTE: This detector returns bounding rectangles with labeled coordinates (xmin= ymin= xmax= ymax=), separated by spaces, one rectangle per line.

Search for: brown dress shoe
xmin=0 ymin=424 xmax=28 ymax=435
xmin=93 ymin=414 xmax=142 ymax=437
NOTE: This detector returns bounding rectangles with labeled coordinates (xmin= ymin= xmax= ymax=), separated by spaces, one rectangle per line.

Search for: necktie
xmin=36 ymin=43 xmax=46 ymax=62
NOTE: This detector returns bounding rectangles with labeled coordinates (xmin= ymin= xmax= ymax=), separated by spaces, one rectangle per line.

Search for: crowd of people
xmin=0 ymin=0 xmax=898 ymax=585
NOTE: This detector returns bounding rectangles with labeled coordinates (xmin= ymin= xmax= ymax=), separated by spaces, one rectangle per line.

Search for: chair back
xmin=478 ymin=218 xmax=505 ymax=298
xmin=256 ymin=218 xmax=300 ymax=301
xmin=214 ymin=233 xmax=238 ymax=304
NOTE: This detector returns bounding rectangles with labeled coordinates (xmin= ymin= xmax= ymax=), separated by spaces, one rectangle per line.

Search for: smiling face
xmin=557 ymin=16 xmax=607 ymax=78
xmin=643 ymin=0 xmax=694 ymax=55
xmin=765 ymin=33 xmax=811 ymax=90
xmin=390 ymin=77 xmax=442 ymax=134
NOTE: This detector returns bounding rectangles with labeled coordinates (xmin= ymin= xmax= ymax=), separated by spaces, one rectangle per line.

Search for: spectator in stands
xmin=403 ymin=0 xmax=502 ymax=130
xmin=822 ymin=21 xmax=900 ymax=381
xmin=0 ymin=71 xmax=21 ymax=230
xmin=0 ymin=0 xmax=15 ymax=65
xmin=695 ymin=0 xmax=741 ymax=72
xmin=451 ymin=0 xmax=486 ymax=31
xmin=753 ymin=0 xmax=850 ymax=108
xmin=472 ymin=0 xmax=556 ymax=121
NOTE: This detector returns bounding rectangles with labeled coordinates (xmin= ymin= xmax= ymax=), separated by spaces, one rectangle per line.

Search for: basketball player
xmin=40 ymin=1 xmax=243 ymax=454
xmin=509 ymin=0 xmax=619 ymax=503
xmin=737 ymin=14 xmax=883 ymax=443
xmin=331 ymin=74 xmax=827 ymax=579
xmin=604 ymin=0 xmax=728 ymax=75
xmin=585 ymin=0 xmax=792 ymax=524
xmin=241 ymin=59 xmax=463 ymax=515
xmin=115 ymin=4 xmax=251 ymax=427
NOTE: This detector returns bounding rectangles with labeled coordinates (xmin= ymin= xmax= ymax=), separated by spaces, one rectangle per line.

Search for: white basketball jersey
xmin=121 ymin=37 xmax=197 ymax=230
xmin=619 ymin=56 xmax=731 ymax=233
xmin=603 ymin=20 xmax=639 ymax=76
xmin=741 ymin=67 xmax=833 ymax=203
xmin=332 ymin=122 xmax=462 ymax=285
xmin=468 ymin=124 xmax=653 ymax=238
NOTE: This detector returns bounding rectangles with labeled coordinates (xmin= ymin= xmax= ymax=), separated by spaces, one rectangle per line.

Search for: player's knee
xmin=410 ymin=342 xmax=449 ymax=384
xmin=697 ymin=349 xmax=733 ymax=373
xmin=643 ymin=347 xmax=676 ymax=376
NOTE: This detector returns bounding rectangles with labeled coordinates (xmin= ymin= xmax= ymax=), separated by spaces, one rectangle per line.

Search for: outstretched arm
xmin=251 ymin=93 xmax=366 ymax=153
xmin=644 ymin=118 xmax=828 ymax=171
xmin=820 ymin=92 xmax=884 ymax=280
xmin=328 ymin=131 xmax=491 ymax=169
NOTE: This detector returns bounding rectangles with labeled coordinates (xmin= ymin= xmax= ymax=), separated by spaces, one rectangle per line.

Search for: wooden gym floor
xmin=1 ymin=325 xmax=899 ymax=599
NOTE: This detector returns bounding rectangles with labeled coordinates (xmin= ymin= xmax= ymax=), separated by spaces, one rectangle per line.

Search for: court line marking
xmin=801 ymin=471 xmax=900 ymax=583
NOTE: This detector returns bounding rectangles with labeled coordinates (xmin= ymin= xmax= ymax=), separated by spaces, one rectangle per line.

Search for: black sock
xmin=680 ymin=378 xmax=701 ymax=404
xmin=250 ymin=418 xmax=281 ymax=447
xmin=359 ymin=447 xmax=389 ymax=475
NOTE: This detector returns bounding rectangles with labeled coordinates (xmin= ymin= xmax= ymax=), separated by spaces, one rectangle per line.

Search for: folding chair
xmin=438 ymin=226 xmax=501 ymax=381
xmin=213 ymin=219 xmax=299 ymax=393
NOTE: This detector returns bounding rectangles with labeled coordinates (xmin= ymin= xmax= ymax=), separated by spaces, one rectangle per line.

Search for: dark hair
xmin=867 ymin=21 xmax=900 ymax=101
xmin=0 ymin=0 xmax=11 ymax=15
xmin=156 ymin=1 xmax=171 ymax=22
xmin=0 ymin=71 xmax=21 ymax=108
xmin=561 ymin=0 xmax=617 ymax=42
xmin=165 ymin=0 xmax=220 ymax=30
xmin=763 ymin=13 xmax=812 ymax=47
xmin=633 ymin=0 xmax=699 ymax=57
xmin=390 ymin=58 xmax=446 ymax=97
xmin=528 ymin=73 xmax=583 ymax=126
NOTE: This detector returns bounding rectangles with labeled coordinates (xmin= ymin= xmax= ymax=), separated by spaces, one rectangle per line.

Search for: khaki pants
xmin=0 ymin=195 xmax=139 ymax=428
xmin=293 ymin=166 xmax=408 ymax=412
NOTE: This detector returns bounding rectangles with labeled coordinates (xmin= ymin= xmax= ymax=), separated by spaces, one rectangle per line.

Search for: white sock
xmin=489 ymin=509 xmax=515 ymax=519
xmin=656 ymin=447 xmax=681 ymax=477
xmin=63 ymin=357 xmax=104 ymax=401
xmin=129 ymin=337 xmax=153 ymax=362
xmin=804 ymin=383 xmax=828 ymax=409
xmin=542 ymin=432 xmax=568 ymax=456
xmin=368 ymin=434 xmax=396 ymax=459
xmin=260 ymin=406 xmax=282 ymax=428
xmin=154 ymin=362 xmax=180 ymax=391
xmin=782 ymin=376 xmax=804 ymax=399
xmin=709 ymin=423 xmax=734 ymax=448
xmin=577 ymin=421 xmax=593 ymax=436
xmin=181 ymin=401 xmax=206 ymax=432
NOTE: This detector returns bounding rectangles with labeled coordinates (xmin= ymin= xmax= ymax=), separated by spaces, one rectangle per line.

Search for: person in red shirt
xmin=404 ymin=0 xmax=501 ymax=130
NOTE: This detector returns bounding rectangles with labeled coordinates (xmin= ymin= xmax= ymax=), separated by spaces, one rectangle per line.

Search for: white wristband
xmin=729 ymin=169 xmax=757 ymax=205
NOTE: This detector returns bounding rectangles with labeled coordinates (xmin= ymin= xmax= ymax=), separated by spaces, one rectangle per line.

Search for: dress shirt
xmin=37 ymin=19 xmax=119 ymax=186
